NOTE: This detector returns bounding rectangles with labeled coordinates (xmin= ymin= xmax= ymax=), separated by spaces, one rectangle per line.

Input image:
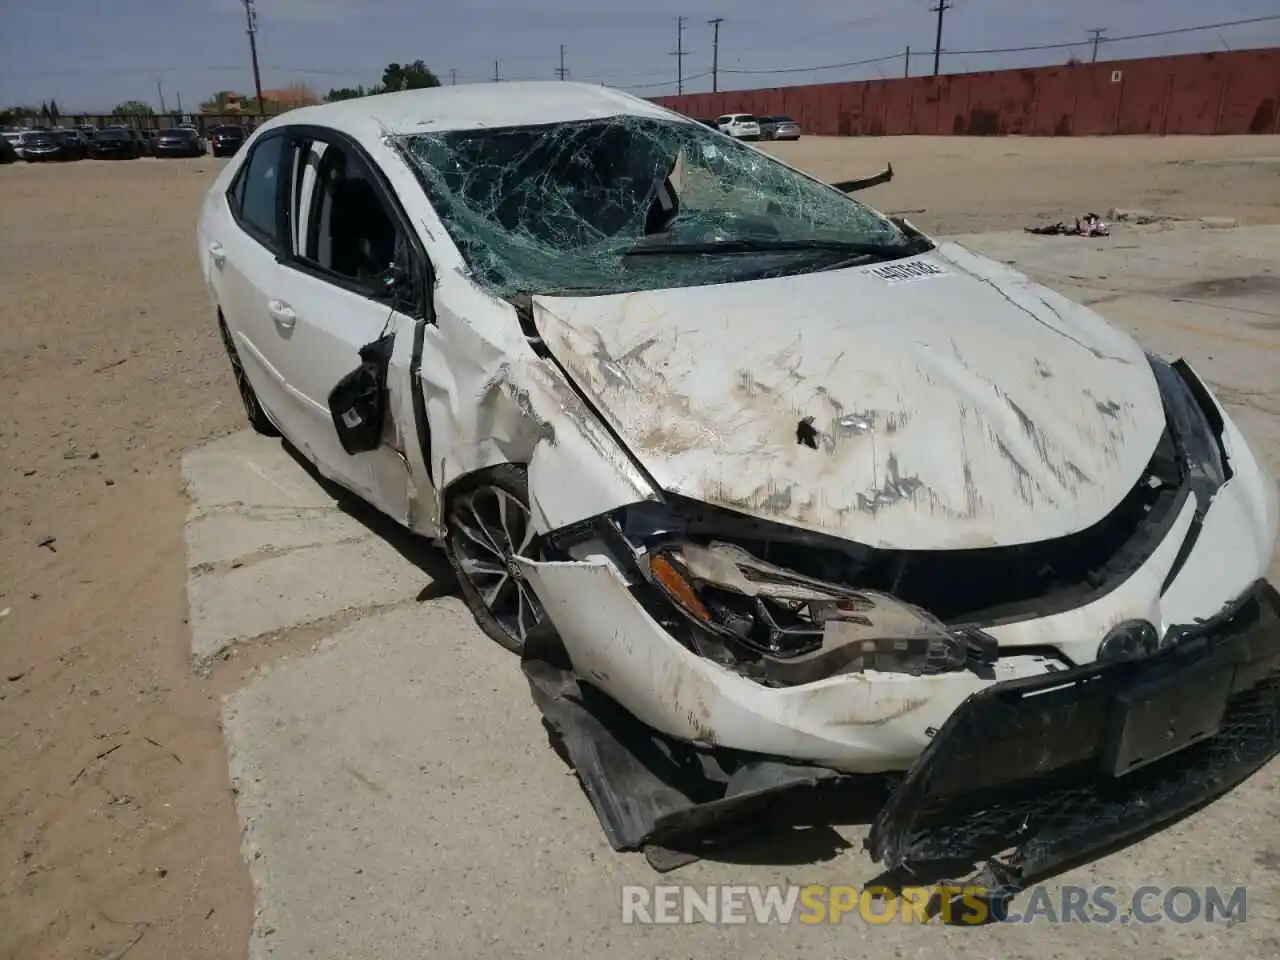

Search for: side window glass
xmin=299 ymin=141 xmax=403 ymax=297
xmin=238 ymin=134 xmax=285 ymax=242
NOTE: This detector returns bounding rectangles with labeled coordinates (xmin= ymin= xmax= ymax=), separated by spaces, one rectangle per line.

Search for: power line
xmin=625 ymin=71 xmax=712 ymax=91
xmin=941 ymin=15 xmax=1280 ymax=57
xmin=721 ymin=53 xmax=900 ymax=76
xmin=8 ymin=12 xmax=1279 ymax=96
xmin=931 ymin=1 xmax=953 ymax=77
xmin=708 ymin=18 xmax=724 ymax=93
xmin=712 ymin=13 xmax=1280 ymax=79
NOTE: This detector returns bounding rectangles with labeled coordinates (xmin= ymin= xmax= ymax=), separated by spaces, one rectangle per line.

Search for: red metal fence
xmin=654 ymin=48 xmax=1280 ymax=136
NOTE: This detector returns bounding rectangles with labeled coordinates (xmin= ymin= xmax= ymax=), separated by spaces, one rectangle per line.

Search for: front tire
xmin=444 ymin=465 xmax=552 ymax=654
xmin=217 ymin=316 xmax=279 ymax=437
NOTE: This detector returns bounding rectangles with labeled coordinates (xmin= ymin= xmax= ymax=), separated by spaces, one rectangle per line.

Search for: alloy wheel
xmin=448 ymin=484 xmax=547 ymax=648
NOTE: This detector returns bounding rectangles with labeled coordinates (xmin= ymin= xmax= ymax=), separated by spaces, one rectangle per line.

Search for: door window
xmin=229 ymin=133 xmax=285 ymax=245
xmin=288 ymin=135 xmax=407 ymax=299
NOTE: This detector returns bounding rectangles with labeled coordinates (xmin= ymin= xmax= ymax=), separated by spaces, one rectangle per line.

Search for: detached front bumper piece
xmin=868 ymin=579 xmax=1280 ymax=892
xmin=522 ymin=579 xmax=1280 ymax=878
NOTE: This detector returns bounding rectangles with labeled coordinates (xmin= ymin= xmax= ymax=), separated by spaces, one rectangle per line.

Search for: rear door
xmin=208 ymin=130 xmax=302 ymax=438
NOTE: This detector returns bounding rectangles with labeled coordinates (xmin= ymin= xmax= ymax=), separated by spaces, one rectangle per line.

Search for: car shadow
xmin=278 ymin=439 xmax=461 ymax=603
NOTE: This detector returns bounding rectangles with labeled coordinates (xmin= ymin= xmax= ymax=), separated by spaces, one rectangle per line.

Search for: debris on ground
xmin=1025 ymin=213 xmax=1111 ymax=236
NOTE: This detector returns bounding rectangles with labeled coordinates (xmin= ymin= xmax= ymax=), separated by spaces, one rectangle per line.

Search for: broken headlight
xmin=644 ymin=539 xmax=997 ymax=685
xmin=1147 ymin=353 xmax=1230 ymax=507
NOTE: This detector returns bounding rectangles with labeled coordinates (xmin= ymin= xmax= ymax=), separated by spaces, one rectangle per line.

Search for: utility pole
xmin=708 ymin=17 xmax=723 ymax=93
xmin=242 ymin=0 xmax=265 ymax=116
xmin=449 ymin=68 xmax=457 ymax=85
xmin=176 ymin=91 xmax=184 ymax=115
xmin=670 ymin=16 xmax=688 ymax=94
xmin=930 ymin=0 xmax=951 ymax=77
xmin=155 ymin=78 xmax=168 ymax=114
xmin=1088 ymin=28 xmax=1106 ymax=62
xmin=904 ymin=45 xmax=910 ymax=78
xmin=494 ymin=60 xmax=501 ymax=82
xmin=555 ymin=44 xmax=569 ymax=80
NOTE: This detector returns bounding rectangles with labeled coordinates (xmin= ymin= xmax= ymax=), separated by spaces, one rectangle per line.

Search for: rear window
xmin=776 ymin=116 xmax=795 ymax=123
xmin=213 ymin=126 xmax=244 ymax=135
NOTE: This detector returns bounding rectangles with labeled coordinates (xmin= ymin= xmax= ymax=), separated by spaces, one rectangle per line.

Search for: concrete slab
xmin=193 ymin=223 xmax=1280 ymax=960
xmin=181 ymin=432 xmax=430 ymax=662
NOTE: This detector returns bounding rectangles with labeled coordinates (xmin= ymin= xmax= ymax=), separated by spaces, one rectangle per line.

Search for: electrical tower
xmin=494 ymin=60 xmax=501 ymax=82
xmin=670 ymin=16 xmax=689 ymax=94
xmin=708 ymin=17 xmax=724 ymax=93
xmin=242 ymin=0 xmax=265 ymax=116
xmin=1088 ymin=28 xmax=1107 ymax=62
xmin=930 ymin=0 xmax=952 ymax=77
xmin=449 ymin=68 xmax=458 ymax=85
xmin=556 ymin=44 xmax=569 ymax=80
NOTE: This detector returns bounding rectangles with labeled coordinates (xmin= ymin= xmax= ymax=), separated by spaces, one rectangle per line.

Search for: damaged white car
xmin=199 ymin=82 xmax=1280 ymax=888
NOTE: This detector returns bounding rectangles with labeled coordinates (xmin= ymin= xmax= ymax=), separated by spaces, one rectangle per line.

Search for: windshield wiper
xmin=624 ymin=236 xmax=932 ymax=261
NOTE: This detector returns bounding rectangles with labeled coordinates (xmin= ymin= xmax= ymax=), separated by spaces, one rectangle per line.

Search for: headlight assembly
xmin=643 ymin=539 xmax=997 ymax=685
xmin=1146 ymin=353 xmax=1230 ymax=508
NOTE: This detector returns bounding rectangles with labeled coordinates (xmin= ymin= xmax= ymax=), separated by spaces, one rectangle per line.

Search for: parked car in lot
xmin=177 ymin=123 xmax=207 ymax=151
xmin=197 ymin=82 xmax=1280 ymax=886
xmin=716 ymin=113 xmax=761 ymax=139
xmin=58 ymin=129 xmax=91 ymax=159
xmin=209 ymin=124 xmax=247 ymax=157
xmin=1 ymin=130 xmax=23 ymax=161
xmin=153 ymin=126 xmax=206 ymax=157
xmin=758 ymin=115 xmax=802 ymax=141
xmin=0 ymin=135 xmax=17 ymax=164
xmin=89 ymin=128 xmax=141 ymax=159
xmin=22 ymin=129 xmax=76 ymax=162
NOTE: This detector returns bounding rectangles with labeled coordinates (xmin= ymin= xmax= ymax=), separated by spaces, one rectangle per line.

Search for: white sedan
xmin=198 ymin=81 xmax=1280 ymax=879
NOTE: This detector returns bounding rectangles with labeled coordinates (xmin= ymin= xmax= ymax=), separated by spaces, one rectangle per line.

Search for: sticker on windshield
xmin=862 ymin=260 xmax=949 ymax=284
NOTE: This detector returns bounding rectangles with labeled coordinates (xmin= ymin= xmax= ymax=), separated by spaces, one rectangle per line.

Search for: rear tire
xmin=218 ymin=316 xmax=279 ymax=437
xmin=444 ymin=465 xmax=554 ymax=655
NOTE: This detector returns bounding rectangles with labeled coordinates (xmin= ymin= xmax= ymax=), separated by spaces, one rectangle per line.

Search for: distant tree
xmin=48 ymin=99 xmax=60 ymax=122
xmin=325 ymin=85 xmax=368 ymax=102
xmin=200 ymin=90 xmax=238 ymax=112
xmin=40 ymin=101 xmax=50 ymax=121
xmin=380 ymin=60 xmax=440 ymax=92
xmin=111 ymin=100 xmax=155 ymax=117
xmin=0 ymin=105 xmax=37 ymax=125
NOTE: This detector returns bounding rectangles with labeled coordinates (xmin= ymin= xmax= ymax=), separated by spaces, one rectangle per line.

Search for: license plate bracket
xmin=1100 ymin=657 xmax=1234 ymax=777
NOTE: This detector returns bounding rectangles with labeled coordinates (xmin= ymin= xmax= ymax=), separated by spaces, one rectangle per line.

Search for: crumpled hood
xmin=531 ymin=243 xmax=1165 ymax=550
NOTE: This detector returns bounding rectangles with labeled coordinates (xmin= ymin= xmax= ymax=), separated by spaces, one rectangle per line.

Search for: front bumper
xmin=869 ymin=579 xmax=1280 ymax=891
xmin=520 ymin=576 xmax=1280 ymax=879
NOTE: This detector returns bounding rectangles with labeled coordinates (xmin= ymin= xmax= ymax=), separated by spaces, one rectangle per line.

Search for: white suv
xmin=715 ymin=113 xmax=761 ymax=140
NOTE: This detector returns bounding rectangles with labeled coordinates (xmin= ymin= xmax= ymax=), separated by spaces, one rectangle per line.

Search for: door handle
xmin=268 ymin=300 xmax=297 ymax=330
xmin=208 ymin=242 xmax=226 ymax=268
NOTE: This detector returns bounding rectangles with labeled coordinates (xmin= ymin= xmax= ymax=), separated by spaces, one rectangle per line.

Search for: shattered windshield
xmin=396 ymin=115 xmax=909 ymax=297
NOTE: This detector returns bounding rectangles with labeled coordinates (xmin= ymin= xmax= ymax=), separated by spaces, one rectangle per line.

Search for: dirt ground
xmin=1 ymin=133 xmax=1278 ymax=960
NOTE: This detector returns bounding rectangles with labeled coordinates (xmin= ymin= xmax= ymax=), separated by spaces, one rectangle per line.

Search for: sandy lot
xmin=1 ymin=133 xmax=1279 ymax=960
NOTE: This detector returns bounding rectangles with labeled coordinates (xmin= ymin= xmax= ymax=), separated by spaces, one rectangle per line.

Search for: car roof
xmin=256 ymin=81 xmax=681 ymax=141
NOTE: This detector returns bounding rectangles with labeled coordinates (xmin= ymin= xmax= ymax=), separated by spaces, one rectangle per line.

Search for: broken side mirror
xmin=380 ymin=259 xmax=425 ymax=318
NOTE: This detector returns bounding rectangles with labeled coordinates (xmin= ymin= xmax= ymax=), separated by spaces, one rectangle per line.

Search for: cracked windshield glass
xmin=396 ymin=115 xmax=908 ymax=296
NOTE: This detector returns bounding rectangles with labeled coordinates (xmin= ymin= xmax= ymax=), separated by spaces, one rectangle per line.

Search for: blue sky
xmin=2 ymin=0 xmax=1278 ymax=112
